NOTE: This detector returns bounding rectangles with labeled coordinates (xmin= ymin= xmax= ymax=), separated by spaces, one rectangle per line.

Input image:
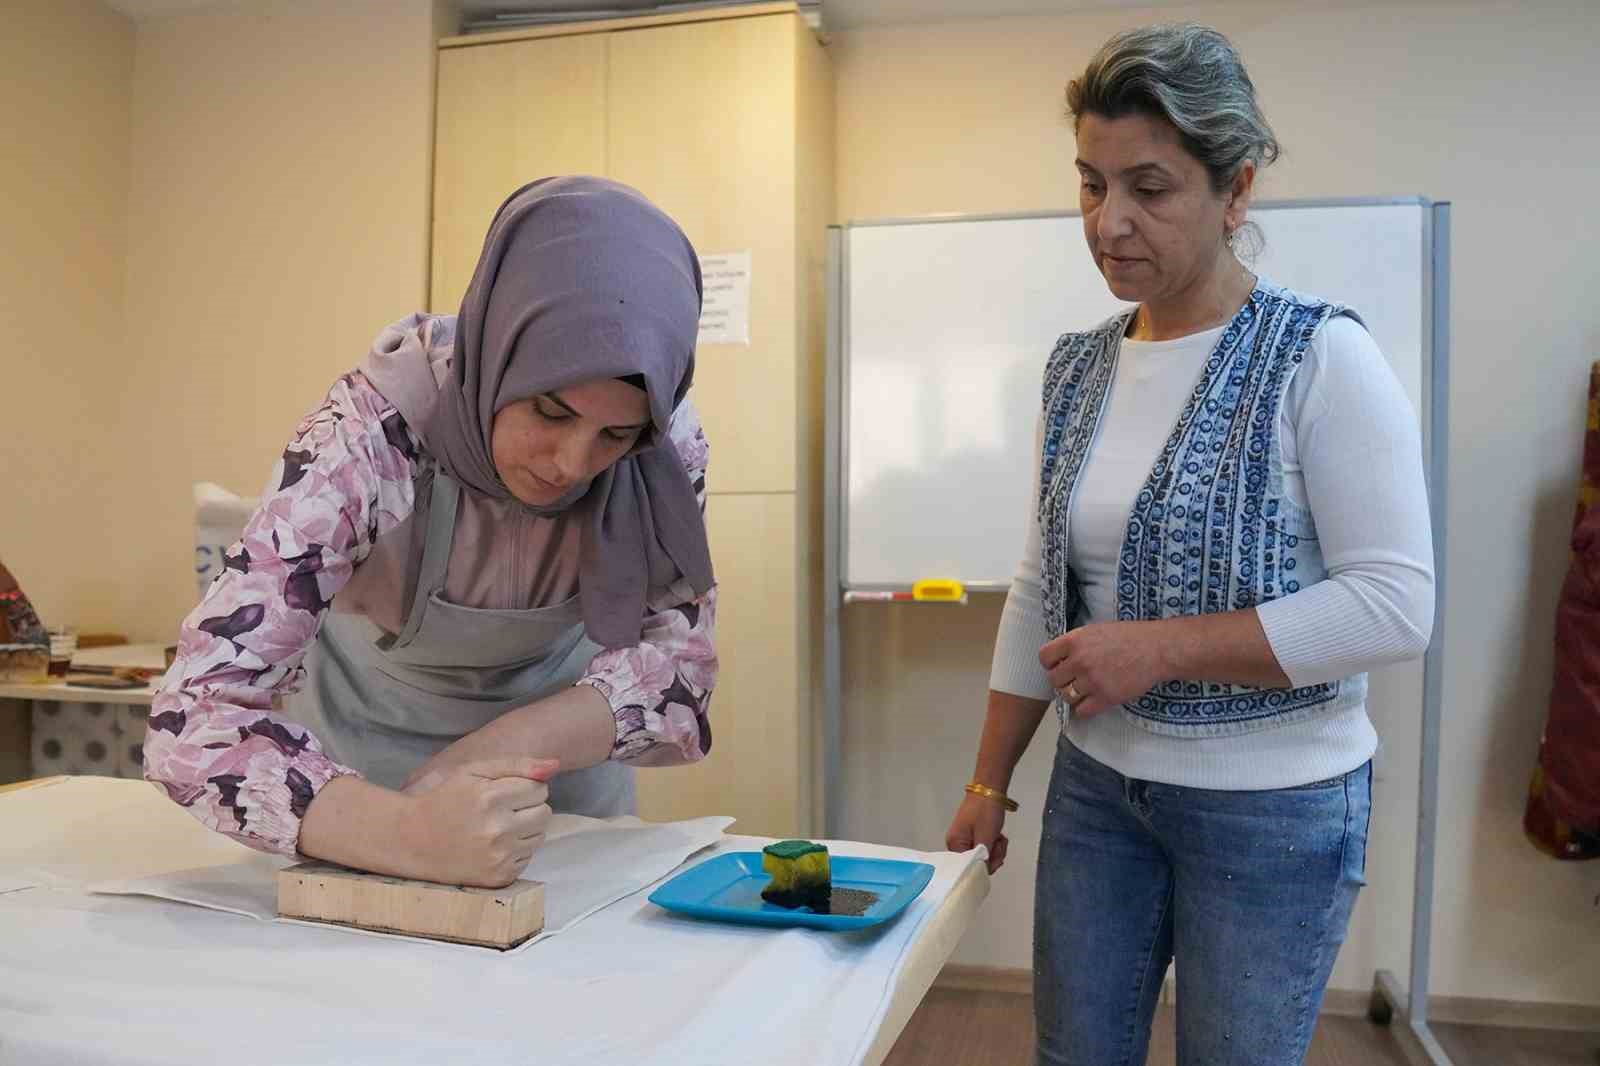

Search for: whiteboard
xmin=839 ymin=199 xmax=1436 ymax=589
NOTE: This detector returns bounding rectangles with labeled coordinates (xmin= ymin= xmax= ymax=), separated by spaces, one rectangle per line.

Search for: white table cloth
xmin=0 ymin=777 xmax=988 ymax=1066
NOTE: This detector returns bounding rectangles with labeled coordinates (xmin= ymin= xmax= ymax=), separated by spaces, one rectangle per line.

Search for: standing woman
xmin=147 ymin=177 xmax=718 ymax=889
xmin=945 ymin=25 xmax=1435 ymax=1066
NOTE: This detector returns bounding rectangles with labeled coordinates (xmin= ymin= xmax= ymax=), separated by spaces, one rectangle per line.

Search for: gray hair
xmin=1066 ymin=23 xmax=1279 ymax=196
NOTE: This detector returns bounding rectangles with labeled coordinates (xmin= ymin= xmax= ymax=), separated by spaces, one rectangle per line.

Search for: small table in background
xmin=0 ymin=643 xmax=169 ymax=782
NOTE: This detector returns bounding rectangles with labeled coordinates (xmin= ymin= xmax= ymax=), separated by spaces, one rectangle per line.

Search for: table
xmin=0 ymin=642 xmax=168 ymax=706
xmin=0 ymin=644 xmax=170 ymax=782
xmin=0 ymin=777 xmax=988 ymax=1066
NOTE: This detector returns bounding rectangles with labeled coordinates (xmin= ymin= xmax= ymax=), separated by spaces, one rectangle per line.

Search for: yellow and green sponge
xmin=760 ymin=840 xmax=832 ymax=909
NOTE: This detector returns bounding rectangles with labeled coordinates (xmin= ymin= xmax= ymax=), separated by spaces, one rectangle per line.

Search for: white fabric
xmin=1070 ymin=325 xmax=1225 ymax=625
xmin=990 ymin=315 xmax=1434 ymax=789
xmin=193 ymin=481 xmax=258 ymax=602
xmin=87 ymin=814 xmax=734 ymax=956
xmin=0 ymin=777 xmax=987 ymax=1066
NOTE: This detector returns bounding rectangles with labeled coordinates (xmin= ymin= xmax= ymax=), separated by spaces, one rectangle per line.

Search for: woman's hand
xmin=946 ymin=792 xmax=1010 ymax=875
xmin=1040 ymin=621 xmax=1171 ymax=719
xmin=403 ymin=756 xmax=559 ymax=887
xmin=299 ymin=757 xmax=560 ymax=888
xmin=400 ymin=686 xmax=615 ymax=795
xmin=402 ymin=751 xmax=456 ymax=794
xmin=401 ymin=731 xmax=531 ymax=793
xmin=949 ymin=690 xmax=1049 ymax=875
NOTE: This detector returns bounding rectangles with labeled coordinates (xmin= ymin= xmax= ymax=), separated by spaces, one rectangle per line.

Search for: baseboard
xmin=1326 ymin=985 xmax=1600 ymax=1034
xmin=935 ymin=964 xmax=1034 ymax=996
xmin=935 ymin=965 xmax=1600 ymax=1033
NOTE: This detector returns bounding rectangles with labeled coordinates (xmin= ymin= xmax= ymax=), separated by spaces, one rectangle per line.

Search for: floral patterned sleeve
xmin=580 ymin=402 xmax=719 ymax=767
xmin=143 ymin=370 xmax=420 ymax=856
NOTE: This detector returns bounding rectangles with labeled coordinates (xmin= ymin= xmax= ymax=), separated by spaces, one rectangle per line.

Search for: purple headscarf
xmin=425 ymin=176 xmax=714 ymax=648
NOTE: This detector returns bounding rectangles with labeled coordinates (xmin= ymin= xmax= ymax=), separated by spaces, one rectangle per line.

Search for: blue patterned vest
xmin=1038 ymin=281 xmax=1368 ymax=737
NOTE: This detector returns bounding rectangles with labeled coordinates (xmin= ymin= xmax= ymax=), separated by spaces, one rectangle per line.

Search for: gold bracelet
xmin=964 ymin=782 xmax=1018 ymax=812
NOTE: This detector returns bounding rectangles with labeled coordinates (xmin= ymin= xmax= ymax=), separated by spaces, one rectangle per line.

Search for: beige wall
xmin=832 ymin=0 xmax=1600 ymax=1004
xmin=104 ymin=0 xmax=442 ymax=639
xmin=0 ymin=1 xmax=134 ymax=634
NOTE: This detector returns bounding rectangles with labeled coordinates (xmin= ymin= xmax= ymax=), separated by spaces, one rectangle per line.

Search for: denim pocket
xmin=1347 ymin=762 xmax=1374 ymax=881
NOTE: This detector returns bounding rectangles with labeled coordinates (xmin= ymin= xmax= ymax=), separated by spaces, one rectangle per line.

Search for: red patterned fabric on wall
xmin=1524 ymin=361 xmax=1600 ymax=860
xmin=0 ymin=560 xmax=48 ymax=647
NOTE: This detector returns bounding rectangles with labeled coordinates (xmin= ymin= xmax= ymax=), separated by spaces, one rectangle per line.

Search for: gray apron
xmin=282 ymin=469 xmax=634 ymax=816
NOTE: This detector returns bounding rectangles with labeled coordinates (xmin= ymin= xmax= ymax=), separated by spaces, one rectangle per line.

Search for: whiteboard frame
xmin=837 ymin=196 xmax=1436 ymax=592
xmin=821 ymin=198 xmax=1453 ymax=1065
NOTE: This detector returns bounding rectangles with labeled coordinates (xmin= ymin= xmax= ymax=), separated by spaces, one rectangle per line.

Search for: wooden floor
xmin=1434 ymin=1022 xmax=1600 ymax=1066
xmin=883 ymin=987 xmax=1600 ymax=1066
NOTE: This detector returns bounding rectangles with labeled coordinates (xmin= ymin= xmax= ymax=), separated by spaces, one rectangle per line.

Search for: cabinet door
xmin=634 ymin=492 xmax=802 ymax=838
xmin=432 ymin=35 xmax=607 ymax=312
xmin=606 ymin=15 xmax=799 ymax=495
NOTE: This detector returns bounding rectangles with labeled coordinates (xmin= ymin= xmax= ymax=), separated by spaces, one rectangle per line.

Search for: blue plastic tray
xmin=648 ymin=852 xmax=935 ymax=930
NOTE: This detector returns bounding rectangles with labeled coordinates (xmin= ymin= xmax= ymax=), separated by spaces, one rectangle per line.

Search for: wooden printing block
xmin=277 ymin=861 xmax=544 ymax=950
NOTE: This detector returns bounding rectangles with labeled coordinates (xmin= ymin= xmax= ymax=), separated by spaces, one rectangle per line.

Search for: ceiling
xmin=101 ymin=0 xmax=1244 ymax=31
xmin=459 ymin=0 xmax=1214 ymax=29
xmin=104 ymin=0 xmax=237 ymax=15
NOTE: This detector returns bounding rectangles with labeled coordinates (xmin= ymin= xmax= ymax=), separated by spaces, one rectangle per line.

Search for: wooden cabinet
xmin=607 ymin=15 xmax=800 ymax=495
xmin=432 ymin=33 xmax=607 ymax=311
xmin=432 ymin=5 xmax=832 ymax=838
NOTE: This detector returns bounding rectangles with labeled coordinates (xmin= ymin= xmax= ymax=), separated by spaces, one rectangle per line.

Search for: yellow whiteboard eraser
xmin=912 ymin=579 xmax=965 ymax=602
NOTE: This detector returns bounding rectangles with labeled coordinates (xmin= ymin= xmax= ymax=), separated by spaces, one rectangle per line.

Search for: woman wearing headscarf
xmin=146 ymin=177 xmax=717 ymax=889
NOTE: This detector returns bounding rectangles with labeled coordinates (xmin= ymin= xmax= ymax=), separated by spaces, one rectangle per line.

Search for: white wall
xmin=832 ymin=0 xmax=1600 ymax=1004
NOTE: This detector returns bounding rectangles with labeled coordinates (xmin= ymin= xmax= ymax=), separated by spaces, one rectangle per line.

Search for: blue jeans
xmin=1034 ymin=736 xmax=1371 ymax=1066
